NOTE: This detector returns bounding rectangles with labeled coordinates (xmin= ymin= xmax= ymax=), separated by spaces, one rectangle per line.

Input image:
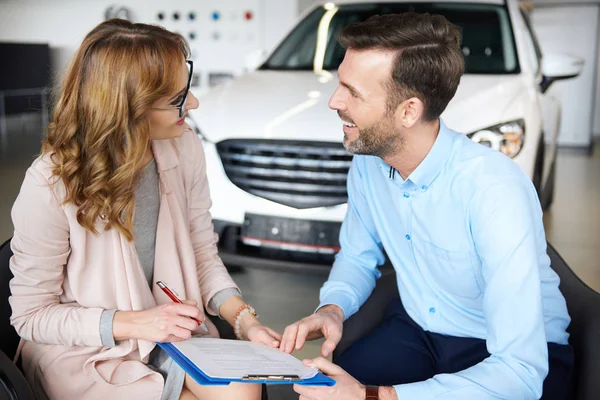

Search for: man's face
xmin=328 ymin=48 xmax=402 ymax=157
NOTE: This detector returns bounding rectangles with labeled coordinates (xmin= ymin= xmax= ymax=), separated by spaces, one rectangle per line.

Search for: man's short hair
xmin=339 ymin=12 xmax=465 ymax=121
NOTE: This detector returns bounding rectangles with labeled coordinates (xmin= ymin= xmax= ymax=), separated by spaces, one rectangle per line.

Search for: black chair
xmin=548 ymin=243 xmax=600 ymax=400
xmin=333 ymin=243 xmax=600 ymax=400
xmin=0 ymin=238 xmax=34 ymax=399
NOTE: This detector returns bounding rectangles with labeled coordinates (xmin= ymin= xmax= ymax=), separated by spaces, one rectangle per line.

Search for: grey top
xmin=134 ymin=158 xmax=160 ymax=285
xmin=99 ymin=158 xmax=240 ymax=347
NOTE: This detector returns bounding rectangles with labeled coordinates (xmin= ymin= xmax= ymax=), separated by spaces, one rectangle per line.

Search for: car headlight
xmin=467 ymin=119 xmax=525 ymax=158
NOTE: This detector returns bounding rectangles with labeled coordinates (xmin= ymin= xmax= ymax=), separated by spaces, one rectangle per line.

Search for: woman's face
xmin=147 ymin=61 xmax=199 ymax=140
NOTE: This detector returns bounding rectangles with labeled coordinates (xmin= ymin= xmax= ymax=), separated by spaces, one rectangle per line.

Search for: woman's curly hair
xmin=42 ymin=18 xmax=189 ymax=240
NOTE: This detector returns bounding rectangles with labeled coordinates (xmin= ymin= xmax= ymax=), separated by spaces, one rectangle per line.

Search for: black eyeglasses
xmin=151 ymin=60 xmax=193 ymax=118
xmin=176 ymin=60 xmax=193 ymax=118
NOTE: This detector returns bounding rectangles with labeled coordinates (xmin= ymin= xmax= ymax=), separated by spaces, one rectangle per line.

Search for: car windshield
xmin=261 ymin=2 xmax=519 ymax=74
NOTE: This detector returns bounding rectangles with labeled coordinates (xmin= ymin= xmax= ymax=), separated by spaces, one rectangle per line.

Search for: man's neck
xmin=383 ymin=119 xmax=440 ymax=180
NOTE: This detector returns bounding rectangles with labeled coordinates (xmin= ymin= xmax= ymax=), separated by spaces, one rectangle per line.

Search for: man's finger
xmin=303 ymin=357 xmax=345 ymax=375
xmin=321 ymin=322 xmax=342 ymax=357
xmin=281 ymin=324 xmax=299 ymax=353
xmin=293 ymin=383 xmax=318 ymax=397
xmin=295 ymin=323 xmax=311 ymax=350
xmin=321 ymin=338 xmax=339 ymax=358
xmin=280 ymin=324 xmax=293 ymax=350
xmin=322 ymin=320 xmax=342 ymax=343
xmin=279 ymin=325 xmax=290 ymax=352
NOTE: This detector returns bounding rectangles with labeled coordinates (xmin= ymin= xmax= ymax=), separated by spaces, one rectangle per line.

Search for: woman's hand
xmin=241 ymin=313 xmax=282 ymax=348
xmin=114 ymin=300 xmax=206 ymax=343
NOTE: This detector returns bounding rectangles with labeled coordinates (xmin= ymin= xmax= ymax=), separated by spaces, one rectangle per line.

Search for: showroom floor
xmin=1 ymin=113 xmax=598 ymax=399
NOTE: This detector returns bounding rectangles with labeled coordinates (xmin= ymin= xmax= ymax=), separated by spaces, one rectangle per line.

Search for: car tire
xmin=532 ymin=135 xmax=544 ymax=197
xmin=540 ymin=158 xmax=556 ymax=211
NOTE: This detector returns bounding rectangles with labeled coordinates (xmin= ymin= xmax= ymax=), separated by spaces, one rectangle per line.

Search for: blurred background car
xmin=188 ymin=0 xmax=583 ymax=270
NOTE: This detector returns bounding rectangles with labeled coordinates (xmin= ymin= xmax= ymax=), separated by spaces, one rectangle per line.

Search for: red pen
xmin=157 ymin=280 xmax=204 ymax=327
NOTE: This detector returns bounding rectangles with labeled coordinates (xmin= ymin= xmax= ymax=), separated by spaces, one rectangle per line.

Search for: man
xmin=280 ymin=12 xmax=573 ymax=400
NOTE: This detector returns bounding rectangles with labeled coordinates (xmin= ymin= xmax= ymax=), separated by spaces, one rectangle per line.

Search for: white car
xmin=188 ymin=0 xmax=583 ymax=270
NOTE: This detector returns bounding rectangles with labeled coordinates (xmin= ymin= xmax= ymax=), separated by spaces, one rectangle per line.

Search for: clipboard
xmin=157 ymin=342 xmax=336 ymax=386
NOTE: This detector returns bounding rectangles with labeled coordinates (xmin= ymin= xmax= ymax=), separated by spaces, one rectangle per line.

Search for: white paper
xmin=172 ymin=338 xmax=319 ymax=380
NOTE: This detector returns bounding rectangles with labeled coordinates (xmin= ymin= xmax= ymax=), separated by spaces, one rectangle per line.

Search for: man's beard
xmin=342 ymin=115 xmax=403 ymax=158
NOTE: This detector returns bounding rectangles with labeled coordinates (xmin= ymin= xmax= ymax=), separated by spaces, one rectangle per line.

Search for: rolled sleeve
xmin=100 ymin=309 xmax=118 ymax=347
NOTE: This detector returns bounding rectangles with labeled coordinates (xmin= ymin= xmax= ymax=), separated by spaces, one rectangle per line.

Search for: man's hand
xmin=294 ymin=358 xmax=399 ymax=400
xmin=280 ymin=304 xmax=344 ymax=357
xmin=294 ymin=357 xmax=365 ymax=400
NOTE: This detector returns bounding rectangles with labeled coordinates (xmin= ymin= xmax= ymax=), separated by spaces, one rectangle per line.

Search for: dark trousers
xmin=336 ymin=299 xmax=574 ymax=400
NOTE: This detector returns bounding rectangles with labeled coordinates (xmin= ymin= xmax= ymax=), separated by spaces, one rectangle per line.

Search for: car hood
xmin=190 ymin=70 xmax=528 ymax=142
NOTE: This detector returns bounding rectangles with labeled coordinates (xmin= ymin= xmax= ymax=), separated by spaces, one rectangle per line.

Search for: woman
xmin=9 ymin=19 xmax=281 ymax=400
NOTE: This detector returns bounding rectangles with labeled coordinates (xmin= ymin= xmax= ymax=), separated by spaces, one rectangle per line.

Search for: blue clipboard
xmin=157 ymin=342 xmax=336 ymax=386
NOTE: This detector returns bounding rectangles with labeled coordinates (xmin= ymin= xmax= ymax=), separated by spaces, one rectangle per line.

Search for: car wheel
xmin=540 ymin=159 xmax=556 ymax=210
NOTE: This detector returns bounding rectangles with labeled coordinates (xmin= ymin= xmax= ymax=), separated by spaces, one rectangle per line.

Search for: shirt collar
xmin=406 ymin=119 xmax=454 ymax=191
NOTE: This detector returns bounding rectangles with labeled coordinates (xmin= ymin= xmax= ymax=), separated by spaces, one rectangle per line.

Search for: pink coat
xmin=9 ymin=128 xmax=239 ymax=399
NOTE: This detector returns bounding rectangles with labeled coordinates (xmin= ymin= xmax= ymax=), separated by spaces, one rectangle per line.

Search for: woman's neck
xmin=141 ymin=148 xmax=154 ymax=166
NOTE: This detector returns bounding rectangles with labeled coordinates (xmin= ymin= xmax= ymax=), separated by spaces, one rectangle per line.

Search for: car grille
xmin=216 ymin=139 xmax=352 ymax=209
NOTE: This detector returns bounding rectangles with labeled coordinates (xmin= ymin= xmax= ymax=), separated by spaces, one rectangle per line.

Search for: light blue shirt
xmin=319 ymin=120 xmax=570 ymax=399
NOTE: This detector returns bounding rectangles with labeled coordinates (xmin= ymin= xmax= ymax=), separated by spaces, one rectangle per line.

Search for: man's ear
xmin=395 ymin=97 xmax=424 ymax=128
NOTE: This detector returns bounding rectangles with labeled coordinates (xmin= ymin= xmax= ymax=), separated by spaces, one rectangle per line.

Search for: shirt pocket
xmin=413 ymin=238 xmax=482 ymax=299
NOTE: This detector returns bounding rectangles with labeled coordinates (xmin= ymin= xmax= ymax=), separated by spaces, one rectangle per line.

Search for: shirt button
xmin=429 ymin=307 xmax=436 ymax=314
xmin=403 ymin=192 xmax=410 ymax=198
xmin=422 ymin=185 xmax=428 ymax=190
xmin=405 ymin=234 xmax=411 ymax=240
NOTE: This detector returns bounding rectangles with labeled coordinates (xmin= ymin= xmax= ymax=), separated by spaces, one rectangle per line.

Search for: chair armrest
xmin=571 ymin=297 xmax=600 ymax=400
xmin=0 ymin=350 xmax=34 ymax=400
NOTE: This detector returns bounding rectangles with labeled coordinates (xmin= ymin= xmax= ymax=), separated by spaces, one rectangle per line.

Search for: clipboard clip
xmin=243 ymin=375 xmax=301 ymax=381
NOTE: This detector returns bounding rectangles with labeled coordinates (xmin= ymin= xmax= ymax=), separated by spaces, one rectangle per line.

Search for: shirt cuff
xmin=394 ymin=380 xmax=436 ymax=400
xmin=208 ymin=288 xmax=242 ymax=318
xmin=100 ymin=309 xmax=118 ymax=347
xmin=316 ymin=292 xmax=357 ymax=321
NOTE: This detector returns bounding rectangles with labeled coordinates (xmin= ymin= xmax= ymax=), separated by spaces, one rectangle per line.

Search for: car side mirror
xmin=244 ymin=49 xmax=268 ymax=72
xmin=540 ymin=53 xmax=584 ymax=93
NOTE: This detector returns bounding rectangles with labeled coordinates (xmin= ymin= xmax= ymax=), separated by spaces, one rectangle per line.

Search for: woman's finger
xmin=266 ymin=327 xmax=283 ymax=341
xmin=260 ymin=329 xmax=280 ymax=347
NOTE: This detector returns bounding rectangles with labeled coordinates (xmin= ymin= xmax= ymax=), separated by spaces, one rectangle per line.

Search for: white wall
xmin=532 ymin=4 xmax=599 ymax=147
xmin=595 ymin=35 xmax=600 ymax=138
xmin=298 ymin=0 xmax=319 ymax=15
xmin=0 ymin=0 xmax=298 ymax=91
xmin=263 ymin=0 xmax=298 ymax=52
xmin=523 ymin=1 xmax=600 ymax=139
